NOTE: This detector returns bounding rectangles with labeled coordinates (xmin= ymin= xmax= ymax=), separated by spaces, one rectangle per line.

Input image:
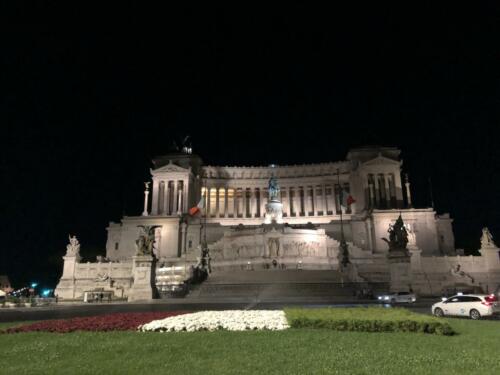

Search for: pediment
xmin=153 ymin=161 xmax=190 ymax=174
xmin=362 ymin=155 xmax=401 ymax=167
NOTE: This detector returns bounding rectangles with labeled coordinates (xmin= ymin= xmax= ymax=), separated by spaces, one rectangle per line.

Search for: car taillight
xmin=485 ymin=294 xmax=498 ymax=303
xmin=481 ymin=301 xmax=493 ymax=307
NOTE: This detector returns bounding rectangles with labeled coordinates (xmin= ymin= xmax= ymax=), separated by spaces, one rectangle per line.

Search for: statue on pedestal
xmin=383 ymin=215 xmax=412 ymax=293
xmin=382 ymin=215 xmax=409 ymax=251
xmin=480 ymin=227 xmax=497 ymax=249
xmin=264 ymin=169 xmax=284 ymax=224
xmin=66 ymin=235 xmax=81 ymax=257
xmin=268 ymin=175 xmax=280 ymax=202
xmin=135 ymin=225 xmax=161 ymax=256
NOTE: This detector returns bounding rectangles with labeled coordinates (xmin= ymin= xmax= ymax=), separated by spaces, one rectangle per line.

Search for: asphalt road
xmin=0 ymin=300 xmax=434 ymax=322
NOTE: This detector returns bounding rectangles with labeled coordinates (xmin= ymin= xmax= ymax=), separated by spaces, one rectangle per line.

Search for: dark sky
xmin=2 ymin=3 xmax=500 ymax=288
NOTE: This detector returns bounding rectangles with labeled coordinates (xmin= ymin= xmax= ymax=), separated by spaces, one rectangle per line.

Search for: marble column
xmin=260 ymin=188 xmax=266 ymax=217
xmin=183 ymin=179 xmax=189 ymax=214
xmin=142 ymin=182 xmax=150 ymax=216
xmin=256 ymin=188 xmax=261 ymax=217
xmin=368 ymin=182 xmax=375 ymax=209
xmin=286 ymin=188 xmax=292 ymax=217
xmin=405 ymin=174 xmax=412 ymax=208
xmin=172 ymin=180 xmax=179 ymax=215
xmin=375 ymin=177 xmax=381 ymax=209
xmin=296 ymin=186 xmax=302 ymax=216
xmin=312 ymin=185 xmax=318 ymax=216
xmin=206 ymin=186 xmax=211 ymax=217
xmin=234 ymin=189 xmax=239 ymax=217
xmin=384 ymin=175 xmax=391 ymax=209
xmin=281 ymin=187 xmax=287 ymax=217
xmin=151 ymin=180 xmax=159 ymax=215
xmin=215 ymin=187 xmax=220 ymax=217
xmin=331 ymin=184 xmax=342 ymax=215
xmin=177 ymin=182 xmax=183 ymax=214
xmin=224 ymin=187 xmax=229 ymax=218
xmin=304 ymin=186 xmax=310 ymax=216
xmin=163 ymin=181 xmax=171 ymax=215
xmin=244 ymin=188 xmax=249 ymax=218
xmin=322 ymin=184 xmax=328 ymax=215
xmin=250 ymin=188 xmax=256 ymax=217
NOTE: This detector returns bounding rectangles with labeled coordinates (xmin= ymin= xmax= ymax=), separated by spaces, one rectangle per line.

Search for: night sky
xmin=2 ymin=4 xmax=500 ymax=288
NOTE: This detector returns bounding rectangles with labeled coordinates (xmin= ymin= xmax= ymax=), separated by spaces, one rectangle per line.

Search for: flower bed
xmin=2 ymin=312 xmax=189 ymax=333
xmin=139 ymin=310 xmax=290 ymax=332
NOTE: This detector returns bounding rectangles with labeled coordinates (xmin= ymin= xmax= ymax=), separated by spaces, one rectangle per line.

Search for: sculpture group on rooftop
xmin=480 ymin=227 xmax=497 ymax=249
xmin=66 ymin=235 xmax=81 ymax=257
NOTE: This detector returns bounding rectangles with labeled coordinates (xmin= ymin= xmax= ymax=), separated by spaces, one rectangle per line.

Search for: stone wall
xmin=55 ymin=260 xmax=133 ymax=300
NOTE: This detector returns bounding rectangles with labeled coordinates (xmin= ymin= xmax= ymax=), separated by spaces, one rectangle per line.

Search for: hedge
xmin=284 ymin=307 xmax=455 ymax=335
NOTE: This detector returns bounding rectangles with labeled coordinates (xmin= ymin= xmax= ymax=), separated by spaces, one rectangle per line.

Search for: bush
xmin=285 ymin=307 xmax=454 ymax=335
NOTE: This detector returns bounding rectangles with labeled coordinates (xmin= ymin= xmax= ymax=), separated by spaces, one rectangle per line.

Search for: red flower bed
xmin=2 ymin=311 xmax=189 ymax=333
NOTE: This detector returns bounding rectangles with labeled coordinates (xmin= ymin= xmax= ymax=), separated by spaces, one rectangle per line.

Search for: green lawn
xmin=0 ymin=318 xmax=498 ymax=374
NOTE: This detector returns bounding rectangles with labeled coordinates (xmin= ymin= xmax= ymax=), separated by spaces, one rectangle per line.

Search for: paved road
xmin=0 ymin=300 xmax=434 ymax=322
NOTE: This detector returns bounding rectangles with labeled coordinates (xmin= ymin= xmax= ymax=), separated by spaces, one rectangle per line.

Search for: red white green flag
xmin=189 ymin=196 xmax=205 ymax=216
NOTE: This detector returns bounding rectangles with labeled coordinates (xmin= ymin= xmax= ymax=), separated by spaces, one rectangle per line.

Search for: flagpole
xmin=201 ymin=178 xmax=209 ymax=273
xmin=337 ymin=168 xmax=349 ymax=269
xmin=428 ymin=176 xmax=435 ymax=210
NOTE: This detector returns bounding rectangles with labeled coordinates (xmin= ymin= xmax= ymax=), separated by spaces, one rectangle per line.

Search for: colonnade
xmin=201 ymin=183 xmax=352 ymax=218
xmin=367 ymin=173 xmax=398 ymax=209
xmin=151 ymin=179 xmax=188 ymax=215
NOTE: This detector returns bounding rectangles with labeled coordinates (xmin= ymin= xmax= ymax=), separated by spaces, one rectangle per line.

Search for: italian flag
xmin=189 ymin=196 xmax=205 ymax=216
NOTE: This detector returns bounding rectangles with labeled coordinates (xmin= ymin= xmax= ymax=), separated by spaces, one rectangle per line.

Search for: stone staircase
xmin=186 ymin=270 xmax=389 ymax=301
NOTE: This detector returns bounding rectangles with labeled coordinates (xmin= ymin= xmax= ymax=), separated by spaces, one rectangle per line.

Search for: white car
xmin=377 ymin=291 xmax=417 ymax=303
xmin=432 ymin=294 xmax=500 ymax=320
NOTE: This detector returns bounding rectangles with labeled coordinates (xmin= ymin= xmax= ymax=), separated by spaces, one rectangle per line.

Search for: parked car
xmin=432 ymin=294 xmax=500 ymax=320
xmin=377 ymin=291 xmax=417 ymax=303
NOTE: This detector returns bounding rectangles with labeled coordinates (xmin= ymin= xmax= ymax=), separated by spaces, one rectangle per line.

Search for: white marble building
xmin=55 ymin=146 xmax=500 ymax=300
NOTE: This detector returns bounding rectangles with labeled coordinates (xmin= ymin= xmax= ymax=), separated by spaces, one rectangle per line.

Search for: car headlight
xmin=384 ymin=296 xmax=390 ymax=300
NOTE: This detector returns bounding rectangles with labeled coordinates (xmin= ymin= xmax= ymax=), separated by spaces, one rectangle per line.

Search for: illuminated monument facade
xmin=56 ymin=146 xmax=500 ymax=300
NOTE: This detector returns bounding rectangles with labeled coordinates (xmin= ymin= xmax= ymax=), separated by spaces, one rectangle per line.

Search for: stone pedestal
xmin=408 ymin=246 xmax=422 ymax=272
xmin=55 ymin=255 xmax=81 ymax=299
xmin=479 ymin=246 xmax=500 ymax=292
xmin=128 ymin=255 xmax=155 ymax=301
xmin=264 ymin=200 xmax=283 ymax=224
xmin=480 ymin=246 xmax=500 ymax=271
xmin=387 ymin=248 xmax=412 ymax=292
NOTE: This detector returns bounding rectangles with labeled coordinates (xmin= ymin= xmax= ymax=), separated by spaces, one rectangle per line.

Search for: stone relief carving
xmin=450 ymin=264 xmax=474 ymax=284
xmin=294 ymin=241 xmax=320 ymax=257
xmin=95 ymin=273 xmax=109 ymax=282
xmin=268 ymin=238 xmax=280 ymax=257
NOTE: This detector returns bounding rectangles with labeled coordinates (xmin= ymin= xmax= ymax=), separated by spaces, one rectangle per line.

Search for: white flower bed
xmin=139 ymin=310 xmax=289 ymax=332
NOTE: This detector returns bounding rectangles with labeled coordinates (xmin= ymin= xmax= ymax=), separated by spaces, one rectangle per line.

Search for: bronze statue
xmin=382 ymin=215 xmax=408 ymax=250
xmin=268 ymin=175 xmax=280 ymax=201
